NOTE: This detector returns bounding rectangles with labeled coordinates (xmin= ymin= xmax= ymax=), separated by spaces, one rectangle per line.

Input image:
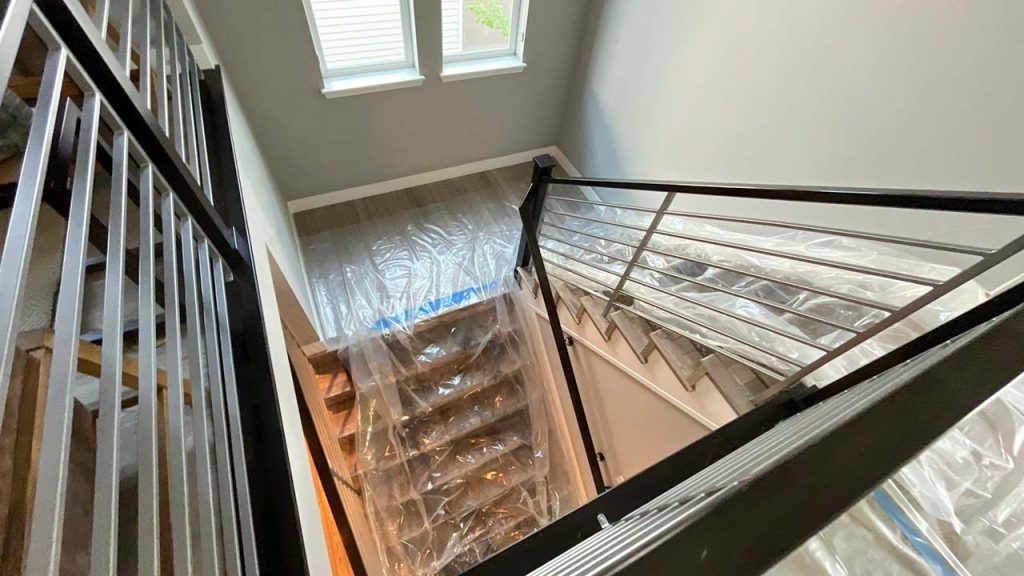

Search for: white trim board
xmin=289 ymin=146 xmax=560 ymax=213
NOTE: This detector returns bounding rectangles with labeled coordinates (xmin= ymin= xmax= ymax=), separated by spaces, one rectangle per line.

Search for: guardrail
xmin=0 ymin=2 xmax=300 ymax=574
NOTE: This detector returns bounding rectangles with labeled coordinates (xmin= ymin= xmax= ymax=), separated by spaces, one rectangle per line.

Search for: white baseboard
xmin=289 ymin=146 xmax=562 ymax=213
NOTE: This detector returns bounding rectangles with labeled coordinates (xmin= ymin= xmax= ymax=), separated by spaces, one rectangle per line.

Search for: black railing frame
xmin=200 ymin=68 xmax=311 ymax=575
xmin=519 ymin=154 xmax=607 ymax=494
xmin=35 ymin=0 xmax=245 ymax=271
xmin=18 ymin=3 xmax=309 ymax=575
xmin=470 ymin=155 xmax=1024 ymax=575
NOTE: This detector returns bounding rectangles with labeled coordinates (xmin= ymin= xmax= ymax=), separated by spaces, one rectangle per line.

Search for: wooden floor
xmin=293 ymin=163 xmax=534 ymax=236
xmin=292 ymin=163 xmax=537 ymax=340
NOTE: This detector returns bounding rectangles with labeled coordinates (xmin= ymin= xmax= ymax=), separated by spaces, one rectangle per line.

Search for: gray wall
xmin=557 ymin=0 xmax=1024 ymax=289
xmin=192 ymin=0 xmax=589 ymax=201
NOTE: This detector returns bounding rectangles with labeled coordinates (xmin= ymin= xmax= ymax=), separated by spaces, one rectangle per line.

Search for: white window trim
xmin=300 ymin=0 xmax=423 ymax=98
xmin=439 ymin=55 xmax=526 ymax=83
xmin=442 ymin=0 xmax=530 ymax=77
xmin=322 ymin=67 xmax=426 ymax=98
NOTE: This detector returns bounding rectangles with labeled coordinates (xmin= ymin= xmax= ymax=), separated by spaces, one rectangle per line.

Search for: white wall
xmin=558 ymin=0 xmax=1024 ymax=289
xmin=521 ymin=287 xmax=729 ymax=490
xmin=190 ymin=0 xmax=589 ymax=201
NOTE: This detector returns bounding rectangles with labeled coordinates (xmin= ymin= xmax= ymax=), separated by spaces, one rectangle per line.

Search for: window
xmin=440 ymin=0 xmax=528 ymax=81
xmin=303 ymin=0 xmax=423 ymax=97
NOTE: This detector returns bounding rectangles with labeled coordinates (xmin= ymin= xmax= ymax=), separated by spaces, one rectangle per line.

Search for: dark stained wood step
xmin=650 ymin=329 xmax=706 ymax=391
xmin=580 ymin=295 xmax=616 ymax=341
xmin=611 ymin=308 xmax=656 ymax=362
xmin=552 ymin=279 xmax=586 ymax=323
xmin=516 ymin=266 xmax=538 ymax=296
xmin=701 ymin=353 xmax=768 ymax=415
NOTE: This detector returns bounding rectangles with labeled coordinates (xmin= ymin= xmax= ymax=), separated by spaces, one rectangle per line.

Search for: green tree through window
xmin=468 ymin=0 xmax=511 ymax=40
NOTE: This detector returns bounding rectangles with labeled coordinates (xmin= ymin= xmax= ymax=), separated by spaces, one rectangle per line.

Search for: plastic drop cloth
xmin=768 ymin=372 xmax=1024 ymax=575
xmin=304 ymin=195 xmax=572 ymax=576
xmin=541 ymin=190 xmax=989 ymax=385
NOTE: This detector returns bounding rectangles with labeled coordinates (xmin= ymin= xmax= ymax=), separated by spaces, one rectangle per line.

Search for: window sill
xmin=321 ymin=68 xmax=425 ymax=99
xmin=440 ymin=56 xmax=526 ymax=83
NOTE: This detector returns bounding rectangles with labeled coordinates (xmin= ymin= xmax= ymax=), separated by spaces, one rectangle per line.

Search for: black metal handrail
xmin=545 ymin=174 xmax=1024 ymax=215
xmin=34 ymin=0 xmax=244 ymax=270
xmin=522 ymin=155 xmax=1024 ymax=398
xmin=1 ymin=2 xmax=304 ymax=574
xmin=489 ymin=154 xmax=1024 ymax=575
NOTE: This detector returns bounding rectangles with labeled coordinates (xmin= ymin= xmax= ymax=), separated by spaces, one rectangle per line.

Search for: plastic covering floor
xmin=300 ymin=182 xmax=585 ymax=576
xmin=768 ymin=372 xmax=1024 ymax=575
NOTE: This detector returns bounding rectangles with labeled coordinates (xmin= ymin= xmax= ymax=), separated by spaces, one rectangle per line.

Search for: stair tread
xmin=552 ymin=279 xmax=586 ymax=322
xmin=374 ymin=332 xmax=515 ymax=392
xmin=338 ymin=371 xmax=526 ymax=442
xmin=611 ymin=308 xmax=656 ymax=362
xmin=580 ymin=295 xmax=615 ymax=340
xmin=701 ymin=353 xmax=768 ymax=415
xmin=548 ymin=277 xmax=564 ymax=306
xmin=306 ymin=296 xmax=508 ymax=373
xmin=650 ymin=329 xmax=706 ymax=391
xmin=516 ymin=267 xmax=538 ymax=296
xmin=321 ymin=371 xmax=355 ymax=411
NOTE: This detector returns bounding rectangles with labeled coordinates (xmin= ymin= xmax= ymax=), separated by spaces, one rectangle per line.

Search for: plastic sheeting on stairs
xmin=303 ymin=195 xmax=579 ymax=576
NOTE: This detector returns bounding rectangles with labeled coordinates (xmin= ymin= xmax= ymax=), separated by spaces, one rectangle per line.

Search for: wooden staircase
xmin=517 ymin=266 xmax=773 ymax=415
xmin=292 ymin=294 xmax=555 ymax=576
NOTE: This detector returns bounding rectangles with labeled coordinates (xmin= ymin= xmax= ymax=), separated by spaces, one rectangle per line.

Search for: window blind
xmin=441 ymin=0 xmax=463 ymax=55
xmin=309 ymin=0 xmax=409 ymax=72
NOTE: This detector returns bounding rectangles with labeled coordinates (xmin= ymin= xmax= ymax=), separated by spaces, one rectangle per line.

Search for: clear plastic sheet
xmin=542 ymin=192 xmax=988 ymax=385
xmin=304 ymin=196 xmax=568 ymax=576
xmin=768 ymin=373 xmax=1024 ymax=575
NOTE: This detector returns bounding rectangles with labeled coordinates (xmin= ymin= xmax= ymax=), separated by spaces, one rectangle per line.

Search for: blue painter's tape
xmin=371 ymin=280 xmax=501 ymax=332
xmin=873 ymin=489 xmax=957 ymax=576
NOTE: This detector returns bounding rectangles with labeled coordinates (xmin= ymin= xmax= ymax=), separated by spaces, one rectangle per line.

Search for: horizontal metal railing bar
xmin=541 ymin=238 xmax=840 ymax=350
xmin=34 ymin=0 xmax=244 ymax=271
xmin=639 ymin=245 xmax=901 ymax=312
xmin=650 ymin=227 xmax=945 ymax=286
xmin=662 ymin=209 xmax=994 ymax=256
xmin=539 ymin=233 xmax=632 ymax=264
xmin=756 ymin=232 xmax=1024 ymax=401
xmin=540 ymin=232 xmax=865 ymax=334
xmin=616 ymin=287 xmax=814 ymax=369
xmin=548 ymin=195 xmax=996 ymax=256
xmin=632 ymin=263 xmax=864 ymax=334
xmin=548 ymin=195 xmax=660 ymax=214
xmin=546 ymin=208 xmax=649 ymax=232
xmin=544 ymin=175 xmax=1024 ymax=215
xmin=540 ymin=220 xmax=642 ymax=249
xmin=538 ymin=253 xmax=806 ymax=371
xmin=615 ymin=302 xmax=1024 ymax=576
xmin=541 ymin=263 xmax=791 ymax=381
xmin=544 ymin=219 xmax=900 ymax=313
xmin=624 ymin=276 xmax=835 ymax=352
xmin=539 ymin=245 xmax=623 ymax=279
xmin=544 ymin=208 xmax=928 ymax=306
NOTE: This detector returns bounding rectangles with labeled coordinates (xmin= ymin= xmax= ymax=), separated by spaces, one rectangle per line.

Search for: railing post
xmin=600 ymin=191 xmax=676 ymax=318
xmin=0 ymin=0 xmax=33 ymax=100
xmin=521 ymin=154 xmax=608 ymax=494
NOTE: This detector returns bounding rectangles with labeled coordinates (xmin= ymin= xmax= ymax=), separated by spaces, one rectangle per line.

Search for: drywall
xmin=523 ymin=291 xmax=720 ymax=489
xmin=218 ymin=78 xmax=318 ymax=325
xmin=558 ymin=0 xmax=1024 ymax=289
xmin=190 ymin=0 xmax=588 ymax=200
